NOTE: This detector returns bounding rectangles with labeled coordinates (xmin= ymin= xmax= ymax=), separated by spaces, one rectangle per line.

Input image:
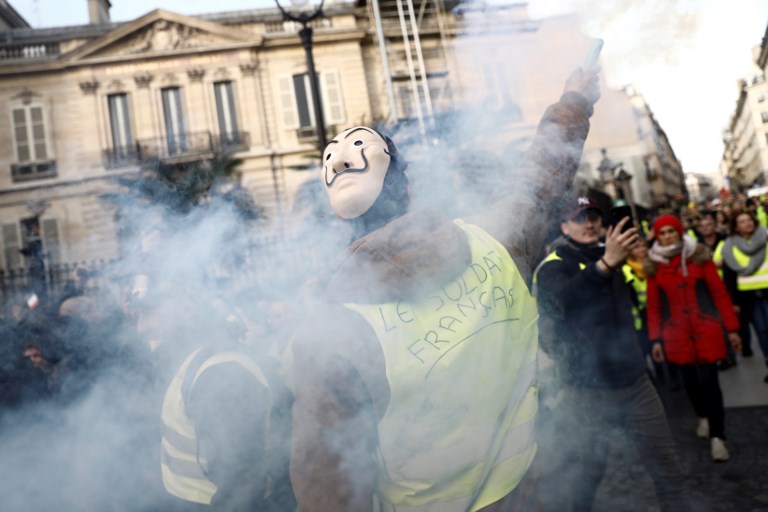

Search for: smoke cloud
xmin=0 ymin=3 xmax=699 ymax=511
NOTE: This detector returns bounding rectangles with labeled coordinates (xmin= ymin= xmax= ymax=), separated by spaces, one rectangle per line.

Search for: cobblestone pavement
xmin=593 ymin=384 xmax=768 ymax=512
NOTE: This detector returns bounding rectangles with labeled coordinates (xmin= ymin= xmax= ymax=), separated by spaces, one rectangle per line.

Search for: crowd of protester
xmin=0 ymin=191 xmax=766 ymax=509
xmin=675 ymin=192 xmax=768 ymax=381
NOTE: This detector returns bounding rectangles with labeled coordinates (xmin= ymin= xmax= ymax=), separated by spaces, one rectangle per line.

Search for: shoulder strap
xmin=180 ymin=346 xmax=220 ymax=412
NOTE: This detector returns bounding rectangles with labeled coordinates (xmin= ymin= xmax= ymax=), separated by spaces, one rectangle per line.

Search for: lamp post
xmin=597 ymin=148 xmax=619 ymax=193
xmin=614 ymin=166 xmax=638 ymax=224
xmin=275 ymin=0 xmax=328 ymax=150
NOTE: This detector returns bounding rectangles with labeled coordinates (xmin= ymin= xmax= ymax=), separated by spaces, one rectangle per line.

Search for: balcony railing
xmin=103 ymin=131 xmax=250 ymax=169
xmin=11 ymin=160 xmax=57 ymax=182
xmin=216 ymin=131 xmax=250 ymax=153
xmin=103 ymin=146 xmax=140 ymax=170
xmin=0 ymin=42 xmax=60 ymax=62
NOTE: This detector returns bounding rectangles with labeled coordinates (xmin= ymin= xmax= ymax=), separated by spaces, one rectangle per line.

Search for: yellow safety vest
xmin=725 ymin=242 xmax=768 ymax=291
xmin=758 ymin=206 xmax=768 ymax=228
xmin=621 ymin=264 xmax=647 ymax=331
xmin=346 ymin=220 xmax=538 ymax=512
xmin=641 ymin=220 xmax=650 ymax=237
xmin=160 ymin=348 xmax=271 ymax=505
xmin=711 ymin=239 xmax=725 ymax=278
xmin=531 ymin=251 xmax=584 ymax=291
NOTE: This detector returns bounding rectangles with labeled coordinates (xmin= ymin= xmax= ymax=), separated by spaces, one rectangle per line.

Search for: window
xmin=762 ymin=112 xmax=768 ymax=124
xmin=2 ymin=223 xmax=21 ymax=270
xmin=10 ymin=104 xmax=56 ymax=182
xmin=41 ymin=218 xmax=60 ymax=264
xmin=278 ymin=70 xmax=345 ymax=134
xmin=161 ymin=87 xmax=187 ymax=155
xmin=107 ymin=93 xmax=134 ymax=167
xmin=395 ymin=75 xmax=456 ymax=121
xmin=213 ymin=81 xmax=242 ymax=148
xmin=1 ymin=217 xmax=59 ymax=270
xmin=483 ymin=64 xmax=521 ymax=118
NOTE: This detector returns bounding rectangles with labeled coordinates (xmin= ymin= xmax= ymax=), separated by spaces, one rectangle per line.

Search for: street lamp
xmin=597 ymin=148 xmax=620 ymax=192
xmin=275 ymin=0 xmax=328 ymax=150
xmin=614 ymin=166 xmax=638 ymax=223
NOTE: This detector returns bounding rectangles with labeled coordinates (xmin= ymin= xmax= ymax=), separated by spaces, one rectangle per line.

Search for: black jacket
xmin=535 ymin=239 xmax=646 ymax=388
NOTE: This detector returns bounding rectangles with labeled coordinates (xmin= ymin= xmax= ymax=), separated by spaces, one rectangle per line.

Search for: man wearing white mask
xmin=290 ymin=67 xmax=600 ymax=512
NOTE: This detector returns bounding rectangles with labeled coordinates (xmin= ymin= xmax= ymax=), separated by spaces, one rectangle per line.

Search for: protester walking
xmin=535 ymin=200 xmax=703 ymax=512
xmin=645 ymin=214 xmax=741 ymax=462
xmin=721 ymin=210 xmax=768 ymax=383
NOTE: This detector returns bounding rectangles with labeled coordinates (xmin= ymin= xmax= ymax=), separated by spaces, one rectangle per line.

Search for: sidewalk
xmin=593 ymin=359 xmax=768 ymax=511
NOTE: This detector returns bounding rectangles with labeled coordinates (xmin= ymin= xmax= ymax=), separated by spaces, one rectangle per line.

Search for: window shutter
xmin=30 ymin=106 xmax=47 ymax=160
xmin=2 ymin=223 xmax=21 ymax=270
xmin=278 ymin=75 xmax=300 ymax=130
xmin=226 ymin=83 xmax=239 ymax=134
xmin=321 ymin=70 xmax=345 ymax=125
xmin=108 ymin=94 xmax=133 ymax=149
xmin=12 ymin=108 xmax=30 ymax=162
xmin=41 ymin=218 xmax=60 ymax=264
xmin=214 ymin=82 xmax=239 ymax=137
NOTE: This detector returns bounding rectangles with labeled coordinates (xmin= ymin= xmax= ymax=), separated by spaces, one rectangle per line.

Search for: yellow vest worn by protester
xmin=345 ymin=220 xmax=538 ymax=512
xmin=621 ymin=264 xmax=647 ymax=331
xmin=724 ymin=242 xmax=768 ymax=291
xmin=160 ymin=348 xmax=271 ymax=505
xmin=711 ymin=239 xmax=725 ymax=278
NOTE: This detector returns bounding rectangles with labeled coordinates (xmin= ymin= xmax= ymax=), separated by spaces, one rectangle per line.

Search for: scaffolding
xmin=367 ymin=0 xmax=458 ymax=140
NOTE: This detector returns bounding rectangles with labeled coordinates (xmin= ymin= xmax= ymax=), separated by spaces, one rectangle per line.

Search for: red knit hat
xmin=652 ymin=214 xmax=684 ymax=238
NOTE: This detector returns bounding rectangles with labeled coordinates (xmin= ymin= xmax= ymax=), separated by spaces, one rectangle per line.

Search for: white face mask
xmin=322 ymin=127 xmax=392 ymax=219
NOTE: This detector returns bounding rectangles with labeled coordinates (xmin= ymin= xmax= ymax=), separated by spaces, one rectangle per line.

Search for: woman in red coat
xmin=645 ymin=214 xmax=741 ymax=462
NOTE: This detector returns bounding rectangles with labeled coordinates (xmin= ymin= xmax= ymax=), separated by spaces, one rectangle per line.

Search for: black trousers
xmin=537 ymin=375 xmax=701 ymax=512
xmin=674 ymin=362 xmax=726 ymax=439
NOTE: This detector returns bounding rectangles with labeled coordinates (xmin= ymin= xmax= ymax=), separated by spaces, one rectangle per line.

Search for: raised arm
xmin=470 ymin=68 xmax=601 ymax=279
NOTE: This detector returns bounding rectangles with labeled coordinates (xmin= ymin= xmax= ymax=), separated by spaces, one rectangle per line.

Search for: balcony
xmin=0 ymin=42 xmax=60 ymax=63
xmin=11 ymin=160 xmax=57 ymax=183
xmin=103 ymin=131 xmax=250 ymax=169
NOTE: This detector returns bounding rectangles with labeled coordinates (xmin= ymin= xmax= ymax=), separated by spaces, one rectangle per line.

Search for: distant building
xmin=577 ymin=85 xmax=687 ymax=215
xmin=685 ymin=172 xmax=717 ymax=203
xmin=721 ymin=33 xmax=768 ymax=194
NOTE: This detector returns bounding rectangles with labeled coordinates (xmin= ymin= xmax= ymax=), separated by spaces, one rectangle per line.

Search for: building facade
xmin=576 ymin=85 xmax=687 ymax=215
xmin=0 ymin=0 xmax=684 ymax=272
xmin=721 ymin=35 xmax=768 ymax=194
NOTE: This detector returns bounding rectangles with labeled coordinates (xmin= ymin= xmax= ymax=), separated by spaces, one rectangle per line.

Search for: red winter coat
xmin=645 ymin=245 xmax=739 ymax=365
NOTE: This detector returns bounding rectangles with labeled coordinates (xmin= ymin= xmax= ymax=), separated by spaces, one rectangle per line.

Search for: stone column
xmin=186 ymin=68 xmax=208 ymax=135
xmin=240 ymin=62 xmax=265 ymax=149
xmin=79 ymin=80 xmax=103 ymax=164
xmin=133 ymin=73 xmax=155 ymax=140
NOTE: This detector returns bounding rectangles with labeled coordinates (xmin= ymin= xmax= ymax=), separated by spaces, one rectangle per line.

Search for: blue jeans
xmin=748 ymin=297 xmax=768 ymax=361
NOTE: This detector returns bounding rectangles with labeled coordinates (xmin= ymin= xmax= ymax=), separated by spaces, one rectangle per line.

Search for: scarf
xmin=648 ymin=234 xmax=698 ymax=277
xmin=626 ymin=257 xmax=645 ymax=281
xmin=722 ymin=227 xmax=768 ymax=276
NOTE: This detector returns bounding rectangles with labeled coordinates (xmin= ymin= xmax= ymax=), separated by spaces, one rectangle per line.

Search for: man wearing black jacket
xmin=534 ymin=196 xmax=700 ymax=512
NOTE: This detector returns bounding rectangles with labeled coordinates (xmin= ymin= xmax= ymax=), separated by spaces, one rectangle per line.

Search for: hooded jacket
xmin=291 ymin=91 xmax=594 ymax=512
xmin=644 ymin=245 xmax=739 ymax=365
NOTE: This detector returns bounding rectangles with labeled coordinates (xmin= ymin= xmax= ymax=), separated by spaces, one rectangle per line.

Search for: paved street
xmin=594 ymin=353 xmax=768 ymax=512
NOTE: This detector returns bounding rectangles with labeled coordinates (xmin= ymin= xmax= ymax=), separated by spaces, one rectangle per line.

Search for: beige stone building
xmin=0 ymin=0 xmax=684 ymax=272
xmin=721 ymin=35 xmax=768 ymax=193
xmin=577 ymin=85 xmax=687 ymax=215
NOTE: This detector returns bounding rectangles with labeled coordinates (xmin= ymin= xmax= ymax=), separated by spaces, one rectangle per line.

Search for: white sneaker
xmin=696 ymin=417 xmax=710 ymax=439
xmin=711 ymin=437 xmax=730 ymax=462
